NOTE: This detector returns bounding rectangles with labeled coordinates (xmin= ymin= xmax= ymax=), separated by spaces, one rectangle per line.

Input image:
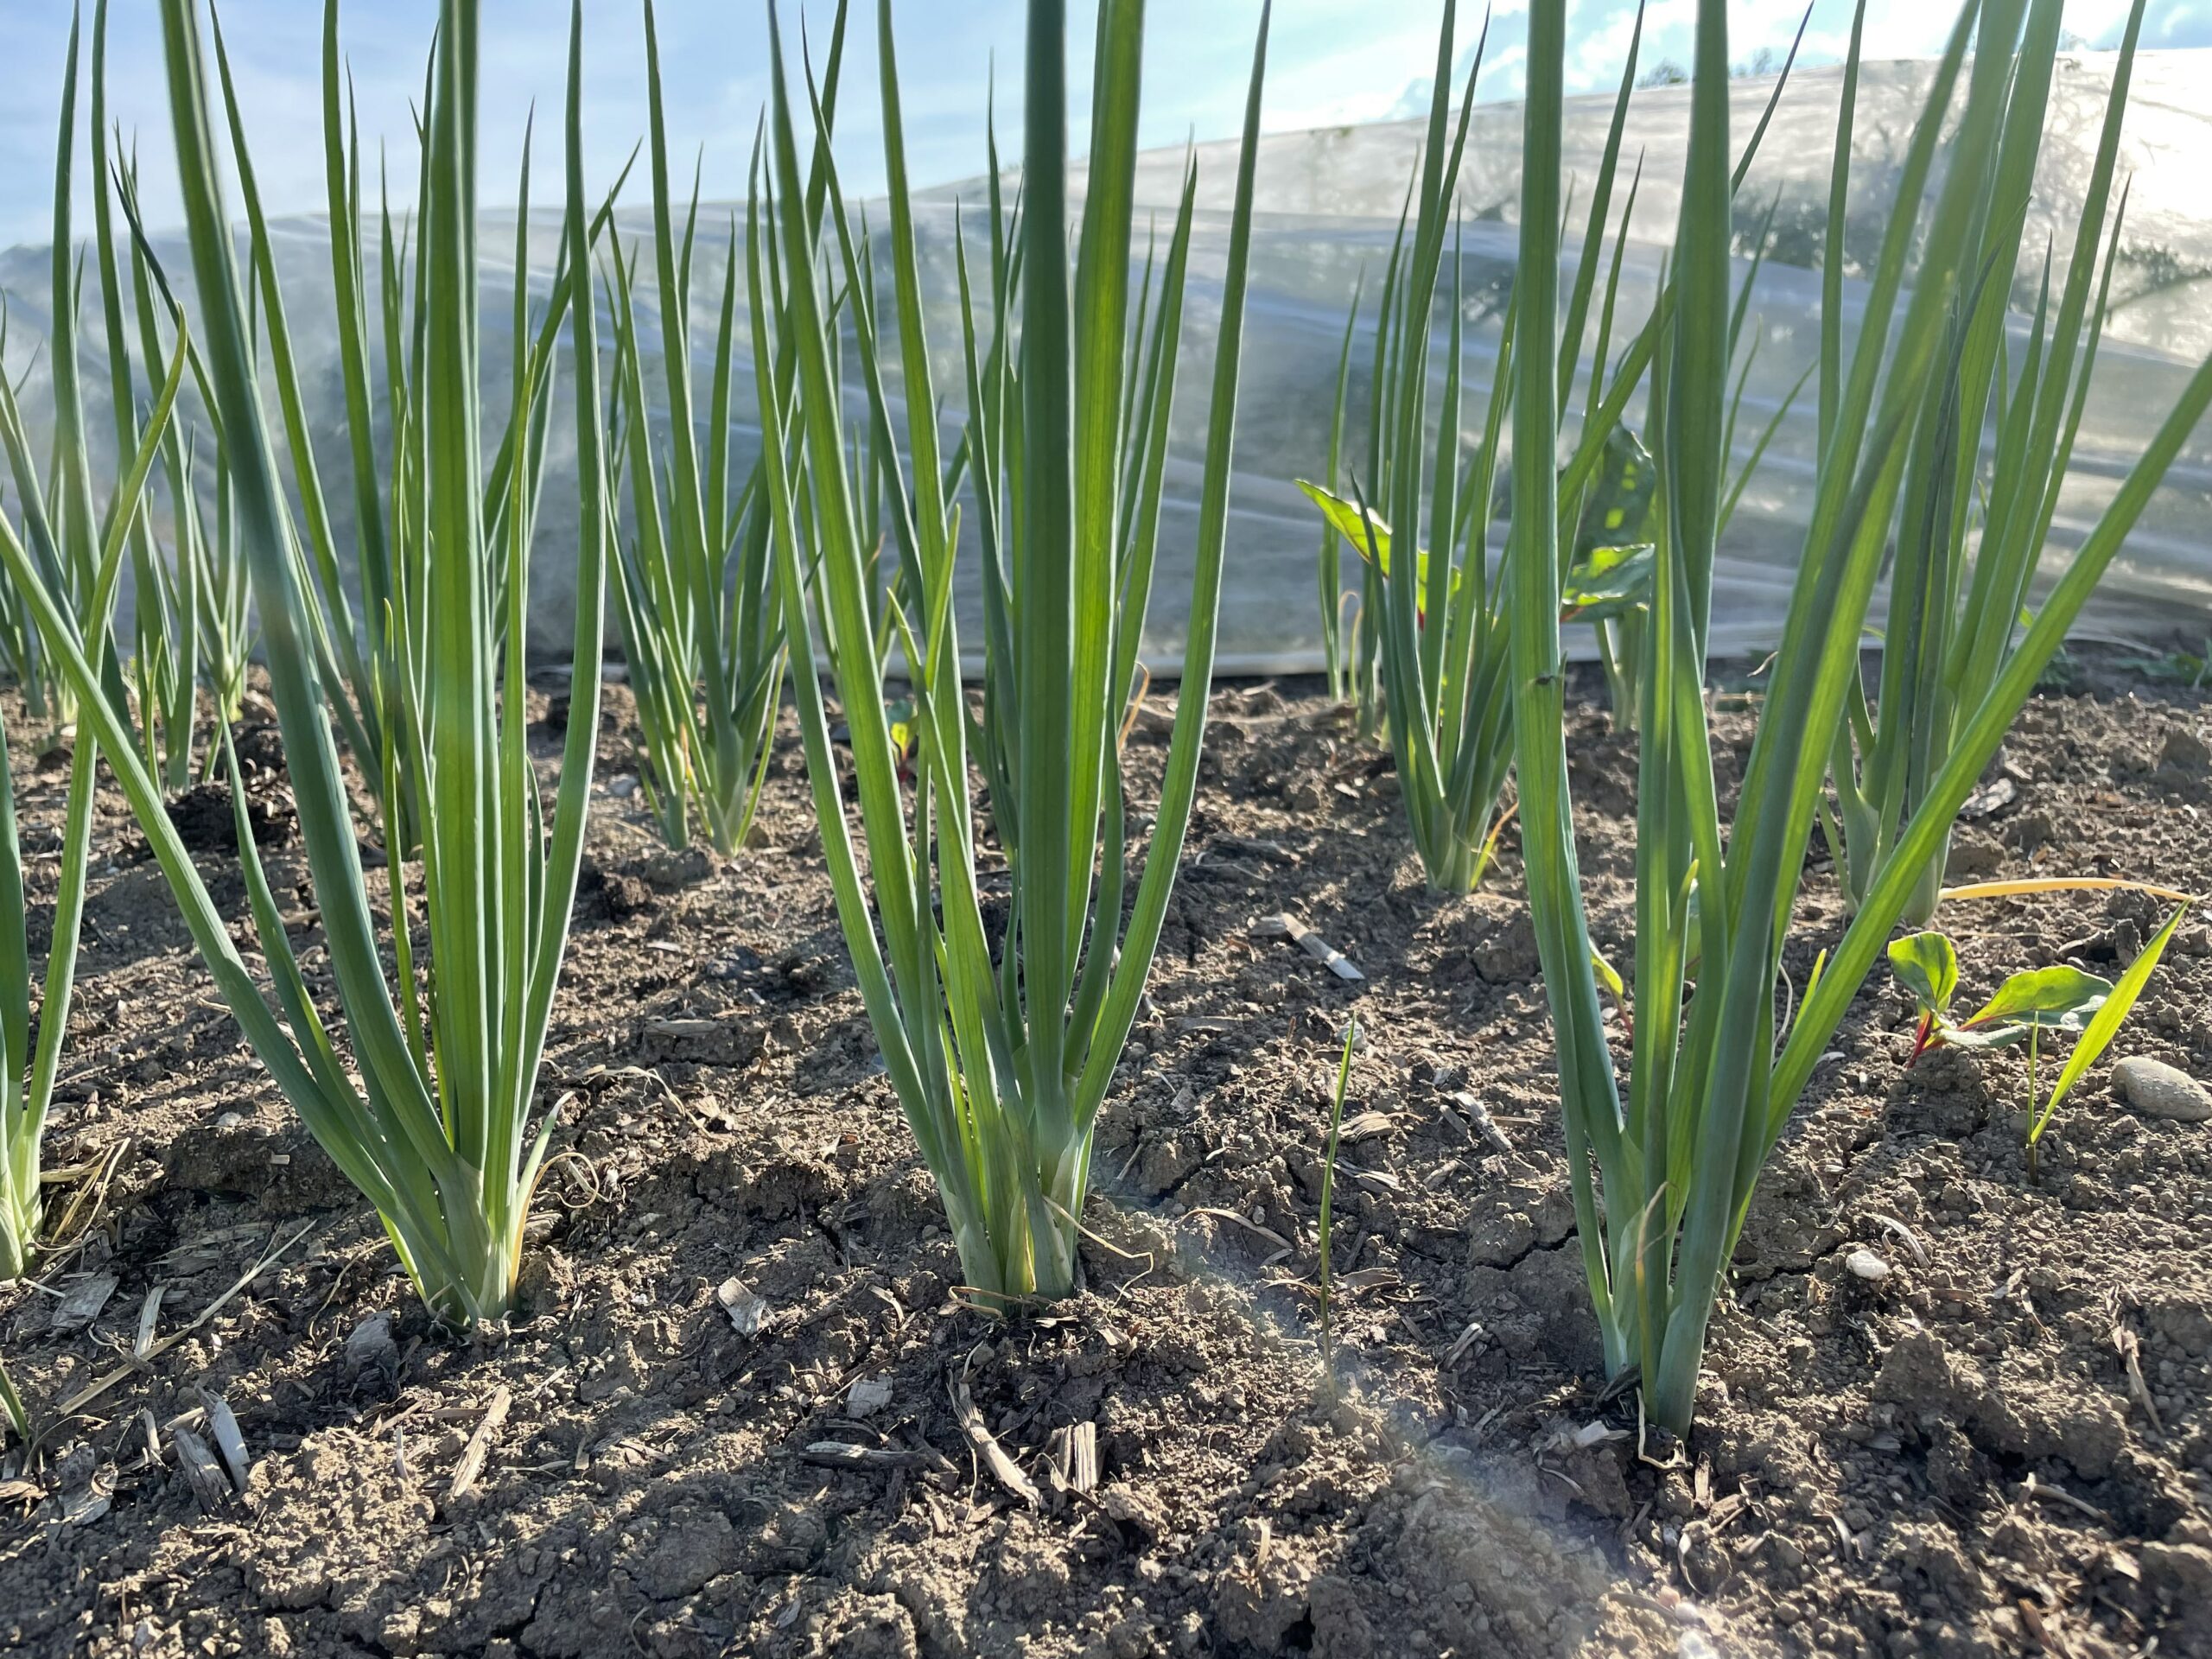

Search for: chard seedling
xmin=1889 ymin=907 xmax=2187 ymax=1180
xmin=2112 ymin=641 xmax=2212 ymax=690
xmin=1887 ymin=931 xmax=2110 ymax=1063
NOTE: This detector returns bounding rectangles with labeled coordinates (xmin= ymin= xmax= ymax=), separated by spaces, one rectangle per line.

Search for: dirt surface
xmin=4 ymin=651 xmax=2212 ymax=1659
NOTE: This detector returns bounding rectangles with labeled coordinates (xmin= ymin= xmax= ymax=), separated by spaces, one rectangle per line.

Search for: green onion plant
xmin=0 ymin=0 xmax=612 ymax=1327
xmin=0 ymin=372 xmax=52 ymax=725
xmin=86 ymin=0 xmax=257 ymax=788
xmin=1297 ymin=6 xmax=1513 ymax=893
xmin=1824 ymin=0 xmax=2152 ymax=925
xmin=601 ymin=0 xmax=839 ymax=854
xmin=1 ymin=35 xmax=209 ymax=1304
xmin=0 ymin=520 xmax=48 ymax=735
xmin=0 ymin=7 xmax=136 ymax=751
xmin=1507 ymin=0 xmax=2212 ymax=1434
xmin=0 ymin=286 xmax=187 ymax=1282
xmin=112 ymin=155 xmax=257 ymax=778
xmin=90 ymin=2 xmax=198 ymax=789
xmin=1313 ymin=279 xmax=1361 ymax=707
xmin=1298 ymin=0 xmax=1666 ymax=892
xmin=947 ymin=107 xmax=1028 ymax=839
xmin=0 ymin=3 xmax=254 ymax=760
xmin=945 ymin=99 xmax=1193 ymax=861
xmin=751 ymin=0 xmax=1267 ymax=1305
xmin=181 ymin=0 xmax=621 ymax=853
xmin=0 ymin=1351 xmax=26 ymax=1449
xmin=1 ymin=5 xmax=191 ymax=1274
xmin=1548 ymin=22 xmax=1808 ymax=738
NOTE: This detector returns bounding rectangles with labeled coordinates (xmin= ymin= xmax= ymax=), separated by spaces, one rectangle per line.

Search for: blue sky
xmin=0 ymin=0 xmax=2202 ymax=251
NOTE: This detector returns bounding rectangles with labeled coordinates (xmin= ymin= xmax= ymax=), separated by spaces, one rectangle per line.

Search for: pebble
xmin=2113 ymin=1057 xmax=2212 ymax=1123
xmin=343 ymin=1312 xmax=398 ymax=1376
xmin=2160 ymin=725 xmax=2210 ymax=772
xmin=716 ymin=1277 xmax=769 ymax=1335
xmin=640 ymin=845 xmax=716 ymax=890
xmin=1845 ymin=1249 xmax=1891 ymax=1282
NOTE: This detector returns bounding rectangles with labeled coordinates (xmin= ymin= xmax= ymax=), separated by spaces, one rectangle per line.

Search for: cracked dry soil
xmin=4 ymin=652 xmax=2212 ymax=1657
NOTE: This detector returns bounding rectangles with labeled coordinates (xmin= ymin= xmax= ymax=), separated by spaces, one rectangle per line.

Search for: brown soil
xmin=4 ymin=652 xmax=2212 ymax=1659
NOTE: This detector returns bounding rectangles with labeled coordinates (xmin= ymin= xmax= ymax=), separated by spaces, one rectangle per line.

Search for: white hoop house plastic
xmin=2 ymin=52 xmax=2206 ymax=673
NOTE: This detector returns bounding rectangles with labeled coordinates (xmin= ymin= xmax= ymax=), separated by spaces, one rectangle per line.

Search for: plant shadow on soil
xmin=3 ymin=653 xmax=2212 ymax=1658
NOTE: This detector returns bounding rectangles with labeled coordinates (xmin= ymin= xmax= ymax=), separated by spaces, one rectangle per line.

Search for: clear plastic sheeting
xmin=2 ymin=52 xmax=2208 ymax=674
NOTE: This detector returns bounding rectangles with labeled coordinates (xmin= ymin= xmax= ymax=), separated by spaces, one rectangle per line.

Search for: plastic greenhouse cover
xmin=1 ymin=52 xmax=2207 ymax=677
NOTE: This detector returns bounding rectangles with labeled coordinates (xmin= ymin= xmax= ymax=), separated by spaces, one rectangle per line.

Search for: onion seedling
xmin=1507 ymin=0 xmax=2212 ymax=1434
xmin=1316 ymin=1017 xmax=1357 ymax=1368
xmin=0 ymin=0 xmax=612 ymax=1327
xmin=750 ymin=0 xmax=1268 ymax=1305
xmin=2022 ymin=904 xmax=2183 ymax=1180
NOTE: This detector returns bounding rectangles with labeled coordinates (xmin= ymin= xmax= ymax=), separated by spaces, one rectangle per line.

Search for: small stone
xmin=54 ymin=1273 xmax=119 ymax=1332
xmin=2159 ymin=725 xmax=2210 ymax=773
xmin=343 ymin=1313 xmax=398 ymax=1376
xmin=2114 ymin=1057 xmax=2212 ymax=1122
xmin=1845 ymin=1249 xmax=1891 ymax=1282
xmin=639 ymin=845 xmax=717 ymax=890
xmin=1944 ymin=831 xmax=2003 ymax=879
xmin=1960 ymin=775 xmax=2018 ymax=820
xmin=716 ymin=1277 xmax=769 ymax=1336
